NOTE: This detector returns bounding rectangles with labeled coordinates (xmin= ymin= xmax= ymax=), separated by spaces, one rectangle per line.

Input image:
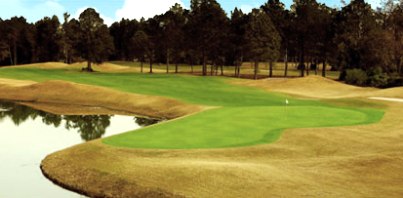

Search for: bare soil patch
xmin=369 ymin=97 xmax=403 ymax=103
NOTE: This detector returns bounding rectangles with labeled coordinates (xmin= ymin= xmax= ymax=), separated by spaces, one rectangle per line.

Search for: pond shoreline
xmin=0 ymin=78 xmax=203 ymax=198
xmin=40 ymin=141 xmax=184 ymax=198
xmin=40 ymin=161 xmax=93 ymax=198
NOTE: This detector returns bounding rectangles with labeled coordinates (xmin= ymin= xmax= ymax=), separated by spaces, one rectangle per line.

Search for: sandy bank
xmin=0 ymin=78 xmax=203 ymax=119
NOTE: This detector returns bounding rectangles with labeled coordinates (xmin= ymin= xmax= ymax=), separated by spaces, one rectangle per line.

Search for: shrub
xmin=387 ymin=72 xmax=403 ymax=87
xmin=345 ymin=69 xmax=368 ymax=86
xmin=367 ymin=67 xmax=389 ymax=87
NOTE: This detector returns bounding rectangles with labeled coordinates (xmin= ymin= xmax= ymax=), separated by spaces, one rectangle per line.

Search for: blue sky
xmin=0 ymin=0 xmax=382 ymax=26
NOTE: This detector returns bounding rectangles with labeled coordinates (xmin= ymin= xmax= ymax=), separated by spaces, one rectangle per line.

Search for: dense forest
xmin=0 ymin=0 xmax=402 ymax=87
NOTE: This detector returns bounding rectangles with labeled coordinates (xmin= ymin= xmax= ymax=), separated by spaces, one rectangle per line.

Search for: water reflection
xmin=0 ymin=101 xmax=159 ymax=141
xmin=135 ymin=117 xmax=160 ymax=127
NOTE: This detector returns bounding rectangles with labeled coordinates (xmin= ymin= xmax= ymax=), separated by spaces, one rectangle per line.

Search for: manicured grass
xmin=104 ymin=106 xmax=383 ymax=149
xmin=0 ymin=67 xmax=316 ymax=106
xmin=0 ymin=65 xmax=383 ymax=149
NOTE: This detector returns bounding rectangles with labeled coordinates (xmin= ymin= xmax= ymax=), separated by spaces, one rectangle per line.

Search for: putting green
xmin=0 ymin=66 xmax=384 ymax=149
xmin=104 ymin=106 xmax=383 ymax=149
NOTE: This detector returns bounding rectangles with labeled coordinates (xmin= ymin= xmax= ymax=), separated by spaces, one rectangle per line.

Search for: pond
xmin=0 ymin=101 xmax=158 ymax=198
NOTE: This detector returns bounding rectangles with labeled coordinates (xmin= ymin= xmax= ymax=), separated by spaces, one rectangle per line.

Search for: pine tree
xmin=79 ymin=8 xmax=114 ymax=72
xmin=245 ymin=9 xmax=281 ymax=80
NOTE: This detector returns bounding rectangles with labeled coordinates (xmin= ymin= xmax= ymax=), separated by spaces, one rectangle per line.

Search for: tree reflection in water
xmin=0 ymin=101 xmax=158 ymax=141
xmin=134 ymin=117 xmax=160 ymax=127
xmin=64 ymin=115 xmax=111 ymax=141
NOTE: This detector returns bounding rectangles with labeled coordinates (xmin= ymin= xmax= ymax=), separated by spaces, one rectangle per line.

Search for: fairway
xmin=0 ymin=66 xmax=384 ymax=149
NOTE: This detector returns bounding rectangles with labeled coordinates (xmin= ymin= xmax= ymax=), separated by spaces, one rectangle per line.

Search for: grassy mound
xmin=234 ymin=75 xmax=378 ymax=99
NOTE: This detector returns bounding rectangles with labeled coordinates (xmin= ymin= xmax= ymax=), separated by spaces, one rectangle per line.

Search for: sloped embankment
xmin=234 ymin=75 xmax=380 ymax=99
xmin=0 ymin=78 xmax=203 ymax=119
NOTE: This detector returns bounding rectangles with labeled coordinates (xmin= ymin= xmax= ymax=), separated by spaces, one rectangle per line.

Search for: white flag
xmin=285 ymin=99 xmax=289 ymax=105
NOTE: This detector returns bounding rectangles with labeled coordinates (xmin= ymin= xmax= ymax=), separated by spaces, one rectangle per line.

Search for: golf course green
xmin=0 ymin=66 xmax=384 ymax=149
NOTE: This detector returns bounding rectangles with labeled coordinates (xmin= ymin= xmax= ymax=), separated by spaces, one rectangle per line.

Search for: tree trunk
xmin=175 ymin=63 xmax=178 ymax=73
xmin=86 ymin=60 xmax=93 ymax=72
xmin=220 ymin=65 xmax=224 ymax=76
xmin=166 ymin=50 xmax=170 ymax=73
xmin=322 ymin=59 xmax=326 ymax=77
xmin=299 ymin=63 xmax=305 ymax=77
xmin=210 ymin=63 xmax=214 ymax=76
xmin=397 ymin=58 xmax=401 ymax=76
xmin=238 ymin=56 xmax=243 ymax=78
xmin=237 ymin=64 xmax=241 ymax=78
xmin=299 ymin=37 xmax=305 ymax=77
xmin=140 ymin=61 xmax=143 ymax=73
xmin=202 ymin=51 xmax=207 ymax=76
xmin=254 ymin=61 xmax=258 ymax=80
xmin=8 ymin=46 xmax=13 ymax=65
xmin=13 ymin=43 xmax=17 ymax=65
xmin=284 ymin=48 xmax=288 ymax=77
xmin=191 ymin=62 xmax=194 ymax=73
xmin=269 ymin=61 xmax=273 ymax=77
xmin=149 ymin=57 xmax=153 ymax=73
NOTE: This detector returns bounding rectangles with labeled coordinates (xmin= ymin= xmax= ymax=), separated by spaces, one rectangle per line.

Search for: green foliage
xmin=245 ymin=9 xmax=281 ymax=63
xmin=188 ymin=0 xmax=229 ymax=75
xmin=34 ymin=16 xmax=61 ymax=62
xmin=334 ymin=0 xmax=396 ymax=80
xmin=160 ymin=3 xmax=186 ymax=67
xmin=79 ymin=8 xmax=114 ymax=70
xmin=62 ymin=18 xmax=82 ymax=63
xmin=346 ymin=67 xmax=391 ymax=87
xmin=0 ymin=17 xmax=35 ymax=65
xmin=345 ymin=68 xmax=368 ymax=86
xmin=244 ymin=8 xmax=281 ymax=79
xmin=131 ymin=30 xmax=153 ymax=72
xmin=109 ymin=19 xmax=139 ymax=61
xmin=367 ymin=67 xmax=389 ymax=87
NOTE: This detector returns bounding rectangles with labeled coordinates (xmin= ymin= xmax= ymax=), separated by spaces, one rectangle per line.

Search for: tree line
xmin=0 ymin=0 xmax=402 ymax=87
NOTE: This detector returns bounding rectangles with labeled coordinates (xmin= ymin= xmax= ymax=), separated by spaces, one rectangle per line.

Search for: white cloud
xmin=0 ymin=0 xmax=65 ymax=22
xmin=73 ymin=7 xmax=115 ymax=26
xmin=116 ymin=0 xmax=184 ymax=21
xmin=239 ymin=5 xmax=253 ymax=14
xmin=366 ymin=0 xmax=382 ymax=8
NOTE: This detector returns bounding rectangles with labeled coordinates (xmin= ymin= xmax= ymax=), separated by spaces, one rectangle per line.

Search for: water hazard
xmin=0 ymin=101 xmax=158 ymax=198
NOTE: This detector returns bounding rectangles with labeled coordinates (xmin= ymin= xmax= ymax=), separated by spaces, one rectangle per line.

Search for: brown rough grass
xmin=41 ymin=101 xmax=403 ymax=198
xmin=233 ymin=75 xmax=382 ymax=99
xmin=0 ymin=79 xmax=203 ymax=119
xmin=1 ymin=75 xmax=403 ymax=197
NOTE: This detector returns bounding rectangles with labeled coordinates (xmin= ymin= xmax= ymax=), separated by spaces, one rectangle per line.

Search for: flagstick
xmin=285 ymin=99 xmax=288 ymax=120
